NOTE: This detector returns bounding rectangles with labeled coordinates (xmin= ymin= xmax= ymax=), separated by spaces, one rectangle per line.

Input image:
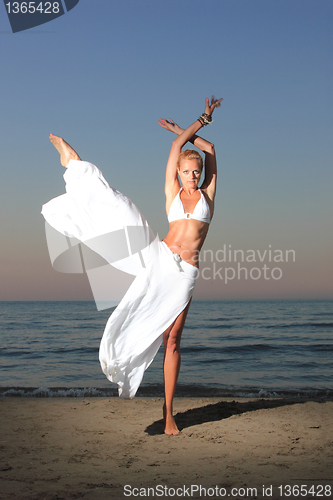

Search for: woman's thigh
xmin=163 ymin=299 xmax=192 ymax=349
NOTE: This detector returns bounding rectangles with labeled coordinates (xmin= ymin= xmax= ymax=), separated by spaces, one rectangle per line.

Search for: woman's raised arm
xmin=161 ymin=117 xmax=204 ymax=199
xmin=158 ymin=118 xmax=214 ymax=154
xmin=158 ymin=96 xmax=222 ymax=200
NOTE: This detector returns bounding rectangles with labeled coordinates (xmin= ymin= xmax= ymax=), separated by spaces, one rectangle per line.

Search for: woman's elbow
xmin=170 ymin=139 xmax=182 ymax=154
xmin=206 ymin=143 xmax=215 ymax=155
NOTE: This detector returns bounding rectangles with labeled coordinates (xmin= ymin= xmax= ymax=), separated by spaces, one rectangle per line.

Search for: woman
xmin=42 ymin=96 xmax=222 ymax=435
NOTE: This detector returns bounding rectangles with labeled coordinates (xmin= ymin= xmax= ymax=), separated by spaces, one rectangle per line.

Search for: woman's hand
xmin=158 ymin=118 xmax=183 ymax=136
xmin=204 ymin=96 xmax=223 ymax=117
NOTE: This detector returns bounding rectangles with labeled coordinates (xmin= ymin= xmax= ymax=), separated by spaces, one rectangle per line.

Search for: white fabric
xmin=41 ymin=160 xmax=198 ymax=398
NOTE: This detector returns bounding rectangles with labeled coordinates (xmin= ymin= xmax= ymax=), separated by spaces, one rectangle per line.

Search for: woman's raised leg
xmin=49 ymin=134 xmax=81 ymax=167
xmin=163 ymin=299 xmax=192 ymax=435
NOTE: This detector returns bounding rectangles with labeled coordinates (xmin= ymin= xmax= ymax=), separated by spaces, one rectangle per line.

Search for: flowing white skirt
xmin=41 ymin=160 xmax=198 ymax=398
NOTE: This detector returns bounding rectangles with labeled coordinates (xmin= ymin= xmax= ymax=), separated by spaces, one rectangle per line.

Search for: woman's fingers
xmin=205 ymin=96 xmax=223 ymax=115
xmin=158 ymin=118 xmax=177 ymax=131
xmin=214 ymin=97 xmax=223 ymax=108
xmin=158 ymin=119 xmax=168 ymax=128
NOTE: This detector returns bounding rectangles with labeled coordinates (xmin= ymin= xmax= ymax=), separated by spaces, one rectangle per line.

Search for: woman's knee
xmin=165 ymin=328 xmax=182 ymax=351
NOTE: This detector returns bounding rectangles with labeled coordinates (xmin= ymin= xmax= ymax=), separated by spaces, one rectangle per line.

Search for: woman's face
xmin=177 ymin=159 xmax=202 ymax=189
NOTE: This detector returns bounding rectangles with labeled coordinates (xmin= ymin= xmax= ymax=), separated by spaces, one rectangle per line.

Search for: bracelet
xmin=198 ymin=113 xmax=213 ymax=126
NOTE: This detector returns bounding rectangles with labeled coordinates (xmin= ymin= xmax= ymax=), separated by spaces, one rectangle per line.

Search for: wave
xmin=207 ymin=317 xmax=243 ymax=322
xmin=262 ymin=322 xmax=333 ymax=329
xmin=0 ymin=385 xmax=332 ymax=400
xmin=49 ymin=347 xmax=98 ymax=354
xmin=190 ymin=321 xmax=333 ymax=331
xmin=182 ymin=343 xmax=333 ymax=355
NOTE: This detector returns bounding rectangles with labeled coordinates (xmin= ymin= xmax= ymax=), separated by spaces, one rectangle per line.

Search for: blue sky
xmin=1 ymin=0 xmax=332 ymax=300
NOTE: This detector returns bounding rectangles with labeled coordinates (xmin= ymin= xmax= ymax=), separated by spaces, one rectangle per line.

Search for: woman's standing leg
xmin=163 ymin=299 xmax=192 ymax=435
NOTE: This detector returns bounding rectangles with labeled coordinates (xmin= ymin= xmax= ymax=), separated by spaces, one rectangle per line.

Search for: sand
xmin=0 ymin=397 xmax=332 ymax=499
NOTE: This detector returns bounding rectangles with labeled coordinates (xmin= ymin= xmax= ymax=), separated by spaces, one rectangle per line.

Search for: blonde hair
xmin=177 ymin=149 xmax=203 ymax=170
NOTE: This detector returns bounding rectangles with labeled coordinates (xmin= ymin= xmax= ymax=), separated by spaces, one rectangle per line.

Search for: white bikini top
xmin=167 ymin=188 xmax=211 ymax=224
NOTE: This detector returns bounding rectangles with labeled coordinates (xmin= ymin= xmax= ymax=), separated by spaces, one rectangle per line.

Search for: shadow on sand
xmin=144 ymin=398 xmax=322 ymax=435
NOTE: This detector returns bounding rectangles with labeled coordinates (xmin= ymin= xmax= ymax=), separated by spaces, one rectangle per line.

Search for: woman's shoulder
xmin=165 ymin=179 xmax=181 ymax=202
xmin=165 ymin=182 xmax=181 ymax=216
xmin=199 ymin=186 xmax=215 ymax=218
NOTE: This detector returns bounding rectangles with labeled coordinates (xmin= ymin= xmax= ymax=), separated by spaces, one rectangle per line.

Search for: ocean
xmin=0 ymin=300 xmax=332 ymax=399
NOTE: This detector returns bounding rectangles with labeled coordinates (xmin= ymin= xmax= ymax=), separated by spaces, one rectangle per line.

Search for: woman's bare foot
xmin=165 ymin=415 xmax=180 ymax=435
xmin=163 ymin=403 xmax=180 ymax=435
xmin=49 ymin=134 xmax=81 ymax=167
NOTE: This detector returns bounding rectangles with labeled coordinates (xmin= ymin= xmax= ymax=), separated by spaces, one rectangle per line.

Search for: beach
xmin=0 ymin=397 xmax=332 ymax=499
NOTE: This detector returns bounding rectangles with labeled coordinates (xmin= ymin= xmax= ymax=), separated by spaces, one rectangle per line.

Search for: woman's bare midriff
xmin=163 ymin=219 xmax=209 ymax=267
